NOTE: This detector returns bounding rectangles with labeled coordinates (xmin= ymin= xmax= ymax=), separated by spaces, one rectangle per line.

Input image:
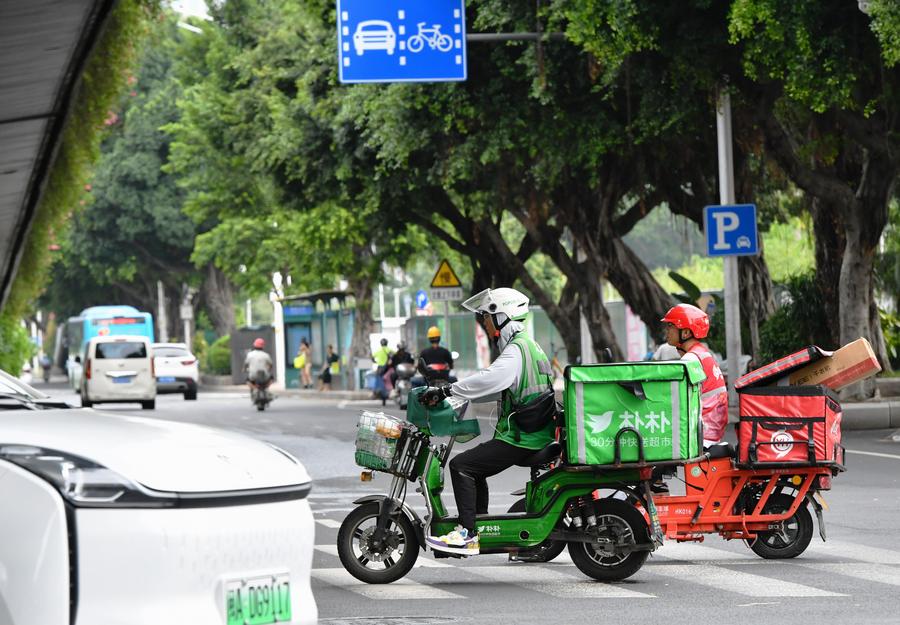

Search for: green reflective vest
xmin=373 ymin=346 xmax=392 ymax=367
xmin=496 ymin=332 xmax=555 ymax=450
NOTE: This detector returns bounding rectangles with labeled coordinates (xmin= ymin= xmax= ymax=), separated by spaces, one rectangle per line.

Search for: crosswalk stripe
xmin=471 ymin=565 xmax=654 ymax=598
xmin=312 ymin=568 xmax=463 ymax=599
xmin=646 ymin=563 xmax=845 ymax=597
xmin=810 ymin=540 xmax=900 ymax=565
xmin=797 ymin=562 xmax=900 ymax=587
xmin=316 ymin=519 xmax=343 ymax=529
xmin=315 ymin=545 xmax=453 ymax=568
xmin=653 ymin=542 xmax=755 ymax=562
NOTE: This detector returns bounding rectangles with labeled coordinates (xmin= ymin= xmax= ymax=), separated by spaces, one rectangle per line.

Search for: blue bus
xmin=64 ymin=306 xmax=155 ymax=390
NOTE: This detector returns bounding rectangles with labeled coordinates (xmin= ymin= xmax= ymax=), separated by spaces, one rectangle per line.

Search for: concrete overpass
xmin=0 ymin=0 xmax=118 ymax=310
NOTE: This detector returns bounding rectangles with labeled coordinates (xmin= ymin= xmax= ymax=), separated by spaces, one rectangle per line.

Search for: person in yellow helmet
xmin=418 ymin=325 xmax=453 ymax=382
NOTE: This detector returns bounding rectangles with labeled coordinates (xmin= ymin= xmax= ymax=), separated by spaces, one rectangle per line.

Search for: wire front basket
xmin=354 ymin=411 xmax=406 ymax=471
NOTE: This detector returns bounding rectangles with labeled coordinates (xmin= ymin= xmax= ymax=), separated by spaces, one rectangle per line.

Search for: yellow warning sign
xmin=430 ymin=259 xmax=462 ymax=288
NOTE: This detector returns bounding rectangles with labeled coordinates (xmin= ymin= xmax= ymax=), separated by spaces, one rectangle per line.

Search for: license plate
xmin=158 ymin=376 xmax=176 ymax=383
xmin=112 ymin=377 xmax=133 ymax=384
xmin=225 ymin=573 xmax=291 ymax=625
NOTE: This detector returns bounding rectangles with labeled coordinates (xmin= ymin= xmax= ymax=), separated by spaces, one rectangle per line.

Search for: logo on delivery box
xmin=586 ymin=409 xmax=672 ymax=449
xmin=772 ymin=429 xmax=794 ymax=458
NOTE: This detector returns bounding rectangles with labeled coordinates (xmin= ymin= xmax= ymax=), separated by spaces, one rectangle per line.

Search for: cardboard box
xmin=788 ymin=338 xmax=882 ymax=390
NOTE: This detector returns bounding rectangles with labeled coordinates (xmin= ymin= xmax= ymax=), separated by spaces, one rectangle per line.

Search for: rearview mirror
xmin=451 ymin=351 xmax=459 ymax=360
xmin=74 ymin=356 xmax=81 ymax=364
xmin=417 ymin=357 xmax=429 ymax=377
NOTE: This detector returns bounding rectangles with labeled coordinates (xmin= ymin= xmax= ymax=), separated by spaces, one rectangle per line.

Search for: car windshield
xmin=96 ymin=342 xmax=147 ymax=359
xmin=153 ymin=346 xmax=190 ymax=358
xmin=0 ymin=368 xmax=47 ymax=400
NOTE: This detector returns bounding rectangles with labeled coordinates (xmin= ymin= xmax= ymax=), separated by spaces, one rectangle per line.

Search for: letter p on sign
xmin=712 ymin=212 xmax=739 ymax=250
xmin=703 ymin=204 xmax=758 ymax=257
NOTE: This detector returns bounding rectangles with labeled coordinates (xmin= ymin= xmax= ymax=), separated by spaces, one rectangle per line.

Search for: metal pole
xmin=156 ymin=280 xmax=168 ymax=343
xmin=378 ymin=283 xmax=385 ymax=321
xmin=246 ymin=299 xmax=253 ymax=327
xmin=716 ymin=88 xmax=741 ymax=406
xmin=577 ymin=242 xmax=595 ymax=364
xmin=444 ymin=300 xmax=451 ymax=350
xmin=271 ymin=293 xmax=286 ymax=391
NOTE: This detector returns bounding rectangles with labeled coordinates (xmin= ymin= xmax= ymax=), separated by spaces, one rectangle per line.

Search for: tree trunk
xmin=201 ymin=264 xmax=236 ymax=337
xmin=605 ymin=237 xmax=673 ymax=336
xmin=739 ymin=253 xmax=776 ymax=365
xmin=349 ymin=274 xmax=375 ymax=362
xmin=837 ymin=157 xmax=894 ymax=400
xmin=809 ymin=198 xmax=844 ymax=348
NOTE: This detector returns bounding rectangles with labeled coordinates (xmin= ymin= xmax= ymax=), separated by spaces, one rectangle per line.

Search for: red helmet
xmin=253 ymin=338 xmax=266 ymax=349
xmin=661 ymin=304 xmax=709 ymax=339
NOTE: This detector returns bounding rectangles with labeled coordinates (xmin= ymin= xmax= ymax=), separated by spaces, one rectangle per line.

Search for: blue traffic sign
xmin=415 ymin=289 xmax=429 ymax=309
xmin=336 ymin=0 xmax=467 ymax=83
xmin=703 ymin=204 xmax=759 ymax=257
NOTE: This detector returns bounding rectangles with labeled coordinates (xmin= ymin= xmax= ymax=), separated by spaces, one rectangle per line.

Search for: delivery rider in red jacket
xmin=662 ymin=303 xmax=728 ymax=446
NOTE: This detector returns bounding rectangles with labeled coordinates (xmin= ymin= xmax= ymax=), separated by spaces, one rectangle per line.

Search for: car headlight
xmin=0 ymin=445 xmax=176 ymax=508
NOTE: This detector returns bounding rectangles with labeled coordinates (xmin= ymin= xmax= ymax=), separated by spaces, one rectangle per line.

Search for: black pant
xmin=449 ymin=438 xmax=535 ymax=533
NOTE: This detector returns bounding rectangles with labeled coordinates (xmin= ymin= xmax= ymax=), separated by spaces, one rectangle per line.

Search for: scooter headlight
xmin=0 ymin=445 xmax=175 ymax=507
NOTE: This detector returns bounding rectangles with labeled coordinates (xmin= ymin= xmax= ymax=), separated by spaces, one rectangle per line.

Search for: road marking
xmin=845 ymin=449 xmax=900 ymax=460
xmin=316 ymin=519 xmax=343 ymax=529
xmin=797 ymin=562 xmax=900 ymax=587
xmin=313 ymin=568 xmax=463 ymax=599
xmin=810 ymin=540 xmax=900 ymax=565
xmin=472 ymin=565 xmax=654 ymax=598
xmin=653 ymin=542 xmax=755 ymax=562
xmin=647 ymin=563 xmax=845 ymax=597
xmin=315 ymin=545 xmax=453 ymax=568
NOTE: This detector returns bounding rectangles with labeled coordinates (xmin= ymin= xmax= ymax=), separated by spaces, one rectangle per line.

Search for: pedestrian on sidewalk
xmin=318 ymin=344 xmax=340 ymax=391
xmin=300 ymin=339 xmax=313 ymax=389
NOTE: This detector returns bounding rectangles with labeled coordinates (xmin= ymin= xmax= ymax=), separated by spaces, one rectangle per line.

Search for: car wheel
xmin=81 ymin=396 xmax=92 ymax=408
xmin=141 ymin=400 xmax=156 ymax=410
xmin=184 ymin=390 xmax=197 ymax=400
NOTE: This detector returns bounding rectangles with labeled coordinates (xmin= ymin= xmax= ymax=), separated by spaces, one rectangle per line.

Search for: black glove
xmin=421 ymin=386 xmax=450 ymax=406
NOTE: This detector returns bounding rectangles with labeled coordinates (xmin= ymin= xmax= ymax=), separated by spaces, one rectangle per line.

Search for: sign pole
xmin=717 ymin=88 xmax=741 ymax=406
xmin=444 ymin=300 xmax=451 ymax=351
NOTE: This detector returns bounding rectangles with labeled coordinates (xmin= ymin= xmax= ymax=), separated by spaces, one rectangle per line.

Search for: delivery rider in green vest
xmin=421 ymin=287 xmax=555 ymax=555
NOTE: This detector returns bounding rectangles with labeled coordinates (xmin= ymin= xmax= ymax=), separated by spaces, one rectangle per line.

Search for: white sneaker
xmin=426 ymin=525 xmax=480 ymax=555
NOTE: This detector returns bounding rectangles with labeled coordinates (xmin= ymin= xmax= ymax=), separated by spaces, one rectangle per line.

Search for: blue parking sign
xmin=703 ymin=204 xmax=759 ymax=257
xmin=336 ymin=0 xmax=467 ymax=83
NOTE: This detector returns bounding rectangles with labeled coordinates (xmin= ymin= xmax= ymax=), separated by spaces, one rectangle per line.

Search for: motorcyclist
xmin=243 ymin=338 xmax=273 ymax=387
xmin=388 ymin=341 xmax=414 ymax=388
xmin=661 ymin=303 xmax=728 ymax=446
xmin=421 ymin=288 xmax=553 ymax=555
xmin=415 ymin=326 xmax=454 ymax=385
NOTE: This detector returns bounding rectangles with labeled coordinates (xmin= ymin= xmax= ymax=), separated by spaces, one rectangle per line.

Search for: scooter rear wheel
xmin=507 ymin=499 xmax=566 ymax=562
xmin=338 ymin=502 xmax=419 ymax=584
xmin=567 ymin=498 xmax=650 ymax=582
xmin=745 ymin=493 xmax=813 ymax=559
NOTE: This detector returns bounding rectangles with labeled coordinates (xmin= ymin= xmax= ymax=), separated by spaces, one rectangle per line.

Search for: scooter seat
xmin=705 ymin=442 xmax=736 ymax=459
xmin=516 ymin=441 xmax=562 ymax=468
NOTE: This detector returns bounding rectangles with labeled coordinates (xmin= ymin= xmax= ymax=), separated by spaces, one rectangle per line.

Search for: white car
xmin=80 ymin=335 xmax=156 ymax=409
xmin=0 ymin=369 xmax=317 ymax=625
xmin=152 ymin=342 xmax=200 ymax=400
xmin=353 ymin=20 xmax=396 ymax=55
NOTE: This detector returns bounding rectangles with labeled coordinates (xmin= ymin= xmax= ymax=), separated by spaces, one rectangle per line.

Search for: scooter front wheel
xmin=568 ymin=498 xmax=650 ymax=582
xmin=338 ymin=502 xmax=419 ymax=584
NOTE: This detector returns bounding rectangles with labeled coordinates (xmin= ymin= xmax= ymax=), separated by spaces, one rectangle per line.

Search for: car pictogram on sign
xmin=353 ymin=20 xmax=396 ymax=56
xmin=736 ymin=235 xmax=752 ymax=249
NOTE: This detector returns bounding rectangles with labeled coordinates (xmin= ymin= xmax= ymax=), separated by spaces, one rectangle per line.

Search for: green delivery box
xmin=563 ymin=361 xmax=706 ymax=464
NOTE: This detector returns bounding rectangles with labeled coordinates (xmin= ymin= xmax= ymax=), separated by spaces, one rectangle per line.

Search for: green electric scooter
xmin=337 ymin=387 xmax=668 ymax=584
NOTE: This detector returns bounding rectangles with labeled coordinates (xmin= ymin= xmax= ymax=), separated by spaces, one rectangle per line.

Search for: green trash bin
xmin=563 ymin=361 xmax=706 ymax=464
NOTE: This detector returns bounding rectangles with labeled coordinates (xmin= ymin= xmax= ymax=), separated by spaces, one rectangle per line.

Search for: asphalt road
xmin=40 ymin=382 xmax=900 ymax=625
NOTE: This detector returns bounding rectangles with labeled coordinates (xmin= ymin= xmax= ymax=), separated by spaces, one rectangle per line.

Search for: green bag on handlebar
xmin=407 ymin=387 xmax=480 ymax=441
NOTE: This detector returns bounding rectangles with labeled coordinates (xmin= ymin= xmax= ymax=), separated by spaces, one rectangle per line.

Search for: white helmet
xmin=462 ymin=287 xmax=530 ymax=324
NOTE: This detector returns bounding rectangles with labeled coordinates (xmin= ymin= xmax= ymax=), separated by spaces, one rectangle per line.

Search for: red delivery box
xmin=737 ymin=386 xmax=843 ymax=466
xmin=734 ymin=347 xmax=845 ymax=468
